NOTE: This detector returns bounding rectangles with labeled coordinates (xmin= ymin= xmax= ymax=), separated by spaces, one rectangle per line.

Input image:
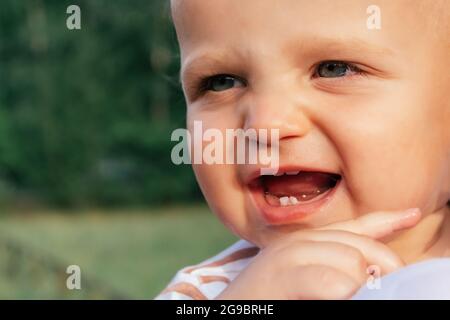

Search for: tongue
xmin=262 ymin=172 xmax=340 ymax=198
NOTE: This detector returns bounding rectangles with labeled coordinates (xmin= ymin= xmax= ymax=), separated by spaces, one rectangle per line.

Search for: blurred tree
xmin=0 ymin=0 xmax=201 ymax=208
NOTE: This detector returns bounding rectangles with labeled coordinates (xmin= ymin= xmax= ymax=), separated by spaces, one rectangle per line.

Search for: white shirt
xmin=155 ymin=240 xmax=450 ymax=300
xmin=155 ymin=240 xmax=258 ymax=300
xmin=353 ymin=258 xmax=450 ymax=300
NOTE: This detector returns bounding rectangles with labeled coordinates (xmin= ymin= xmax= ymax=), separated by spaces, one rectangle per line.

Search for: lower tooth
xmin=289 ymin=196 xmax=298 ymax=205
xmin=275 ymin=190 xmax=325 ymax=206
xmin=279 ymin=196 xmax=290 ymax=206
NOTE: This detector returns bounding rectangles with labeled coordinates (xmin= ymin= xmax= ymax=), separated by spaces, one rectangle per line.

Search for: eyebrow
xmin=180 ymin=49 xmax=245 ymax=85
xmin=180 ymin=37 xmax=395 ymax=85
xmin=291 ymin=36 xmax=395 ymax=58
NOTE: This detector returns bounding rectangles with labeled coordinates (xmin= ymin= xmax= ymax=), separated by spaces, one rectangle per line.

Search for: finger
xmin=285 ymin=241 xmax=369 ymax=284
xmin=287 ymin=265 xmax=359 ymax=300
xmin=297 ymin=230 xmax=404 ymax=273
xmin=318 ymin=208 xmax=421 ymax=239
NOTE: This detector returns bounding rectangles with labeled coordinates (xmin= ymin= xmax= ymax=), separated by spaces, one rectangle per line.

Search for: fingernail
xmin=394 ymin=208 xmax=421 ymax=230
xmin=403 ymin=208 xmax=421 ymax=218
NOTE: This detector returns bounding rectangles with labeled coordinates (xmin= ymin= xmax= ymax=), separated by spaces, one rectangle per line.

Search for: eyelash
xmin=312 ymin=61 xmax=366 ymax=79
xmin=194 ymin=61 xmax=366 ymax=95
xmin=197 ymin=74 xmax=245 ymax=93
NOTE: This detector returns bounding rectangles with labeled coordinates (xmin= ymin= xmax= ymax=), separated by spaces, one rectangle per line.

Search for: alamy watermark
xmin=66 ymin=5 xmax=81 ymax=30
xmin=366 ymin=5 xmax=381 ymax=30
xmin=66 ymin=264 xmax=81 ymax=290
xmin=171 ymin=121 xmax=280 ymax=174
xmin=366 ymin=265 xmax=382 ymax=290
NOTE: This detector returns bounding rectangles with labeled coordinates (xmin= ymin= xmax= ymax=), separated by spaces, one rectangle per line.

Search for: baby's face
xmin=172 ymin=0 xmax=450 ymax=247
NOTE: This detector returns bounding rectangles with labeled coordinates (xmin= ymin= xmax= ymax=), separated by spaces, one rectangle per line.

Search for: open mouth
xmin=248 ymin=169 xmax=342 ymax=224
xmin=262 ymin=171 xmax=341 ymax=206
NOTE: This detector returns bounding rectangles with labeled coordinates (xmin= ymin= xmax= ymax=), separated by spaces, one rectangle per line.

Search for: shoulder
xmin=155 ymin=239 xmax=259 ymax=300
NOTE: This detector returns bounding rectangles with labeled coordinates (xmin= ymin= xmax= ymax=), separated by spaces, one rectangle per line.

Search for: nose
xmin=241 ymin=90 xmax=312 ymax=145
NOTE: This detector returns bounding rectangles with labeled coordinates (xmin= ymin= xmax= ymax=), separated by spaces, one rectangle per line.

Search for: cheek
xmin=326 ymin=91 xmax=448 ymax=211
xmin=187 ymin=103 xmax=258 ymax=237
xmin=192 ymin=162 xmax=251 ymax=237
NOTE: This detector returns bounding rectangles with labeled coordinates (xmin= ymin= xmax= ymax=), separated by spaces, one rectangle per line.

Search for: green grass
xmin=0 ymin=205 xmax=238 ymax=299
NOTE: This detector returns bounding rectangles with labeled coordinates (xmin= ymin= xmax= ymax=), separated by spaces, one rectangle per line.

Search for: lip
xmin=247 ymin=167 xmax=341 ymax=225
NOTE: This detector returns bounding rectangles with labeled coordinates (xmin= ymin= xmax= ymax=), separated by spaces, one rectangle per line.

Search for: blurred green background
xmin=0 ymin=0 xmax=237 ymax=298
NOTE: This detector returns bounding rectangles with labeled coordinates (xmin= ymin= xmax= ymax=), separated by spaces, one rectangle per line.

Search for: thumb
xmin=319 ymin=208 xmax=422 ymax=239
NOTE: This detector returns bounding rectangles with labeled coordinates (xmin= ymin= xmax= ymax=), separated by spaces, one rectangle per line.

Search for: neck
xmin=386 ymin=205 xmax=450 ymax=264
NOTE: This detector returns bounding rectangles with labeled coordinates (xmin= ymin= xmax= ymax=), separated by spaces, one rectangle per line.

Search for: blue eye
xmin=315 ymin=61 xmax=358 ymax=78
xmin=202 ymin=74 xmax=245 ymax=92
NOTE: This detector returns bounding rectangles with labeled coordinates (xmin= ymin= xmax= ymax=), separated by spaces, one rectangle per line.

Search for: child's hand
xmin=216 ymin=208 xmax=421 ymax=300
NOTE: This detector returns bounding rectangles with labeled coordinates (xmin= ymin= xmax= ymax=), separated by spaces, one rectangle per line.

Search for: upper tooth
xmin=286 ymin=171 xmax=300 ymax=175
xmin=279 ymin=196 xmax=290 ymax=206
xmin=274 ymin=171 xmax=283 ymax=176
xmin=289 ymin=196 xmax=298 ymax=205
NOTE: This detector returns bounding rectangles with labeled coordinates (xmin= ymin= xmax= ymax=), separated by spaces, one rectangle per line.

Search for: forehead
xmin=171 ymin=0 xmax=446 ymax=46
xmin=172 ymin=0 xmax=449 ymax=84
xmin=174 ymin=1 xmax=443 ymax=63
xmin=172 ymin=0 xmax=369 ymax=48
